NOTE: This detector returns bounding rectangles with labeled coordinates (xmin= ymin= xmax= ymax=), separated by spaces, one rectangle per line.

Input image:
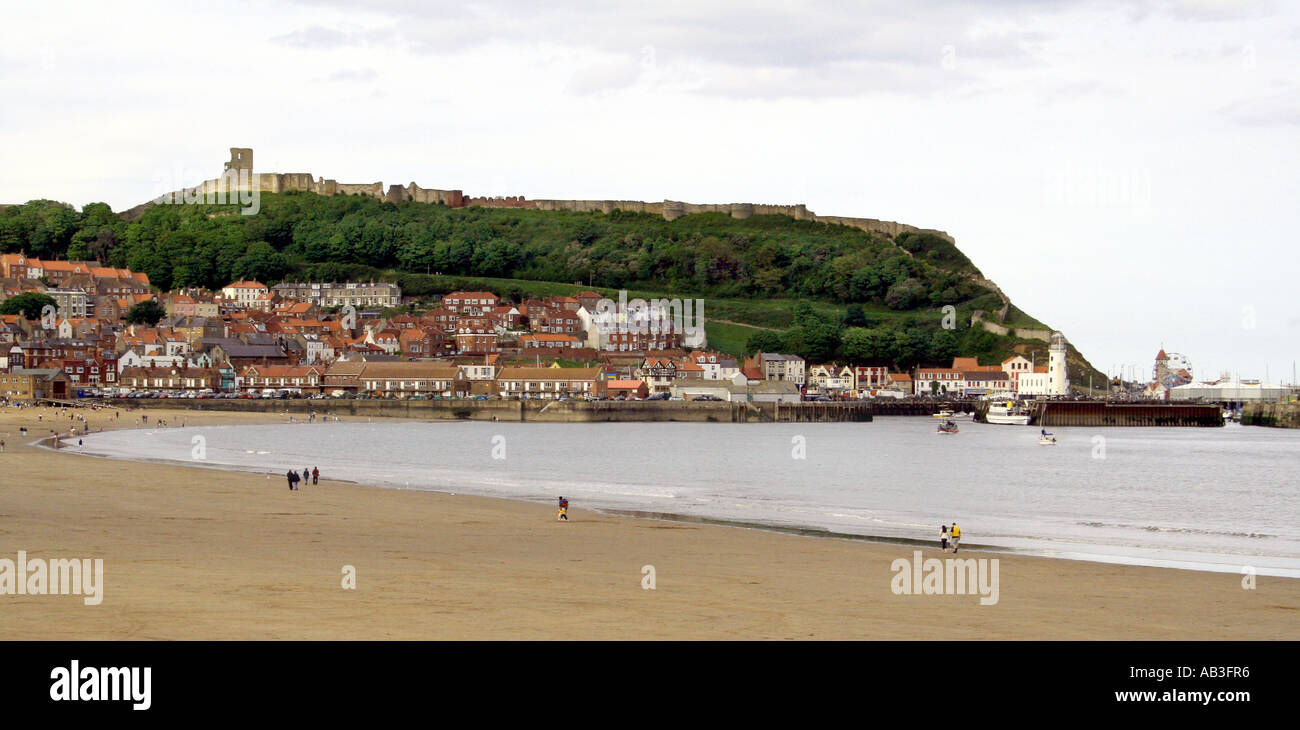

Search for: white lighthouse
xmin=1048 ymin=331 xmax=1069 ymax=395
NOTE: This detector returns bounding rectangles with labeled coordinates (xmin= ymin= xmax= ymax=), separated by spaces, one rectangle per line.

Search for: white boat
xmin=985 ymin=402 xmax=1031 ymax=426
xmin=1038 ymin=434 xmax=1057 ymax=445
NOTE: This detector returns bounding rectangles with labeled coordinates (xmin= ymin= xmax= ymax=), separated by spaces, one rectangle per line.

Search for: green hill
xmin=0 ymin=193 xmax=1104 ymax=385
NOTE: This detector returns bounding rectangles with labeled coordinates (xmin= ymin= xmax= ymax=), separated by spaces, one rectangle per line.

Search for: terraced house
xmin=350 ymin=361 xmax=462 ymax=398
xmin=441 ymin=291 xmax=500 ymax=315
xmin=271 ymin=281 xmax=401 ymax=308
xmin=120 ymin=366 xmax=222 ymax=393
xmin=455 ymin=317 xmax=498 ymax=355
xmin=238 ymin=365 xmax=323 ymax=393
xmin=495 ymin=367 xmax=604 ymax=398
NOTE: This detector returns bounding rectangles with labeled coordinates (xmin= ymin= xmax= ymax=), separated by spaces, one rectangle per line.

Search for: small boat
xmin=937 ymin=421 xmax=959 ymax=434
xmin=1038 ymin=434 xmax=1057 ymax=445
xmin=933 ymin=409 xmax=955 ymax=418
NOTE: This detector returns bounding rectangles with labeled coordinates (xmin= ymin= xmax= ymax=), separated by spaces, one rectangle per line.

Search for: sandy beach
xmin=0 ymin=405 xmax=1295 ymax=640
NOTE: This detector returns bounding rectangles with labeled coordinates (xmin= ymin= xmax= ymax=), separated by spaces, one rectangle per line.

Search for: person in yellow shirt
xmin=950 ymin=522 xmax=961 ymax=553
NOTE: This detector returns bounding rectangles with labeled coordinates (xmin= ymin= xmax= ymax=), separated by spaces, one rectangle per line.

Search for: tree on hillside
xmin=890 ymin=327 xmax=928 ymax=369
xmin=884 ymin=277 xmax=927 ymax=310
xmin=125 ymin=300 xmax=167 ymax=326
xmin=0 ymin=292 xmax=57 ymax=321
xmin=838 ymin=327 xmax=891 ymax=364
xmin=781 ymin=302 xmax=842 ymax=363
xmin=745 ymin=331 xmax=783 ymax=355
xmin=927 ymin=329 xmax=958 ymax=364
xmin=841 ymin=303 xmax=870 ymax=328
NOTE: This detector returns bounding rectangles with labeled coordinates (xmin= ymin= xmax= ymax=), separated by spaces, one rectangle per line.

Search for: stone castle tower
xmin=224 ymin=148 xmax=253 ymax=173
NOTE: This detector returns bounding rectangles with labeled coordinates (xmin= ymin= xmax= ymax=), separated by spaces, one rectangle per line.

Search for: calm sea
xmin=76 ymin=418 xmax=1300 ymax=576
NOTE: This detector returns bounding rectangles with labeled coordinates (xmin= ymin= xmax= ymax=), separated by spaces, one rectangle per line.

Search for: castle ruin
xmin=158 ymin=147 xmax=954 ymax=244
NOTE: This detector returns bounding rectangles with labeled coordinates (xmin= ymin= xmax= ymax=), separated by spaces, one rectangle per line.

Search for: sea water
xmin=75 ymin=418 xmax=1300 ymax=576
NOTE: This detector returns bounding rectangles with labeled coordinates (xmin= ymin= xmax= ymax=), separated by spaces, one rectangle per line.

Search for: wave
xmin=1078 ymin=521 xmax=1276 ymax=539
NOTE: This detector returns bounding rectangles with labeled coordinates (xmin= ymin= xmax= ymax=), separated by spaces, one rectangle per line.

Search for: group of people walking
xmin=287 ymin=466 xmax=320 ymax=490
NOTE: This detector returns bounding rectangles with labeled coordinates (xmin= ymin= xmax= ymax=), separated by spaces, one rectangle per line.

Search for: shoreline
xmin=63 ymin=419 xmax=1300 ymax=579
xmin=3 ymin=405 xmax=1297 ymax=639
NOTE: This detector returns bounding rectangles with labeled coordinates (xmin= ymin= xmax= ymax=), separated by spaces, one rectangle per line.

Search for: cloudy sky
xmin=2 ymin=0 xmax=1297 ymax=382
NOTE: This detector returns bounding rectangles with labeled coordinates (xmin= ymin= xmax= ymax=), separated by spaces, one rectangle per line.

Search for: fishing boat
xmin=985 ymin=401 xmax=1031 ymax=426
xmin=937 ymin=421 xmax=959 ymax=434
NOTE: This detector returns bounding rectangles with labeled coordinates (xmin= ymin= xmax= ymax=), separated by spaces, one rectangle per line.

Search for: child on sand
xmin=940 ymin=525 xmax=949 ymax=552
xmin=557 ymin=496 xmax=569 ymax=521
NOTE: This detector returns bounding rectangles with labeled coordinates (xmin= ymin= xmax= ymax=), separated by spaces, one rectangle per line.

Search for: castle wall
xmin=971 ymin=311 xmax=1051 ymax=342
xmin=533 ymin=199 xmax=661 ymax=215
xmin=162 ymin=150 xmax=963 ymax=252
xmin=468 ymin=195 xmax=536 ymax=209
xmin=336 ymin=182 xmax=383 ymax=197
xmin=408 ymin=184 xmax=464 ymax=207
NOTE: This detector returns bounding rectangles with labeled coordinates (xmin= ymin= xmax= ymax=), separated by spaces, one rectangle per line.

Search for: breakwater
xmin=1242 ymin=401 xmax=1300 ymax=428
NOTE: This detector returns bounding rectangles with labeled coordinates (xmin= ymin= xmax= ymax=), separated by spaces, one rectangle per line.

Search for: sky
xmin=1 ymin=0 xmax=1297 ymax=383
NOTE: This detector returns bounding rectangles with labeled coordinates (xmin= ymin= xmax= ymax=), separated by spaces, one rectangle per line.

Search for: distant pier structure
xmin=1030 ymin=401 xmax=1222 ymax=427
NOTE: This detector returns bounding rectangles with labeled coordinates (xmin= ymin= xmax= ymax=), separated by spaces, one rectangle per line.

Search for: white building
xmin=1170 ymin=380 xmax=1292 ymax=402
xmin=220 ymin=280 xmax=268 ymax=307
xmin=1016 ymin=333 xmax=1070 ymax=396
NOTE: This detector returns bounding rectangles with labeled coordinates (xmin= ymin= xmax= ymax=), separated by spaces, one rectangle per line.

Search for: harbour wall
xmin=1241 ymin=401 xmax=1300 ymax=428
xmin=1033 ymin=401 xmax=1222 ymax=427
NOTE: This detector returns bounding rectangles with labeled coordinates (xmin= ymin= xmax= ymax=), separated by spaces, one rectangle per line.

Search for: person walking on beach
xmin=287 ymin=469 xmax=298 ymax=491
xmin=311 ymin=467 xmax=319 ymax=485
xmin=950 ymin=522 xmax=961 ymax=553
xmin=940 ymin=525 xmax=949 ymax=552
xmin=557 ymin=496 xmax=569 ymax=521
xmin=302 ymin=468 xmax=310 ymax=486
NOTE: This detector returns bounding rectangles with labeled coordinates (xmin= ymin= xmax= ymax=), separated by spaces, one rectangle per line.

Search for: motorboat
xmin=985 ymin=401 xmax=1031 ymax=426
xmin=937 ymin=421 xmax=959 ymax=434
